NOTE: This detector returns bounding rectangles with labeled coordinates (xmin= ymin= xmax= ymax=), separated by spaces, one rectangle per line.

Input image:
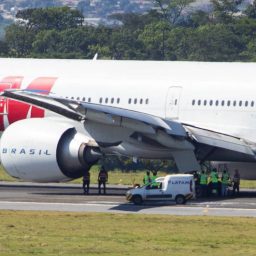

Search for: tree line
xmin=0 ymin=1 xmax=256 ymax=61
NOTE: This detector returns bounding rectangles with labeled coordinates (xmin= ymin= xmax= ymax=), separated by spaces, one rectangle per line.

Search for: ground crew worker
xmin=199 ymin=170 xmax=208 ymax=197
xmin=98 ymin=166 xmax=108 ymax=194
xmin=82 ymin=171 xmax=90 ymax=195
xmin=233 ymin=169 xmax=240 ymax=195
xmin=210 ymin=168 xmax=218 ymax=196
xmin=193 ymin=170 xmax=200 ymax=197
xmin=217 ymin=171 xmax=222 ymax=196
xmin=221 ymin=169 xmax=230 ymax=196
xmin=143 ymin=171 xmax=151 ymax=186
xmin=151 ymin=171 xmax=158 ymax=188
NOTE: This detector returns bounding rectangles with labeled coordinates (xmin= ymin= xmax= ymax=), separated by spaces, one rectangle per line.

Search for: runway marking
xmin=0 ymin=201 xmax=120 ymax=207
xmin=0 ymin=200 xmax=256 ymax=218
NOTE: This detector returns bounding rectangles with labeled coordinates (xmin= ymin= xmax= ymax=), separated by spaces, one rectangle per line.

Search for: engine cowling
xmin=0 ymin=118 xmax=101 ymax=182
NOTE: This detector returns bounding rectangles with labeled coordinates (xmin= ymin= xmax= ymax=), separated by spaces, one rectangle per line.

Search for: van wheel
xmin=175 ymin=195 xmax=186 ymax=204
xmin=132 ymin=195 xmax=143 ymax=205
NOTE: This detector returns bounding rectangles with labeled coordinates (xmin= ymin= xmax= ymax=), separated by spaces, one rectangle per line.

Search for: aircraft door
xmin=165 ymin=86 xmax=182 ymax=119
xmin=0 ymin=82 xmax=11 ymax=115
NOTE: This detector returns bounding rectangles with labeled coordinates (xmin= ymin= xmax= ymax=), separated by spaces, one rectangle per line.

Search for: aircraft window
xmin=239 ymin=101 xmax=242 ymax=107
xmin=245 ymin=101 xmax=248 ymax=107
xmin=204 ymin=100 xmax=207 ymax=106
xmin=197 ymin=100 xmax=201 ymax=106
xmin=117 ymin=98 xmax=120 ymax=104
xmin=140 ymin=99 xmax=143 ymax=104
xmin=146 ymin=99 xmax=149 ymax=104
xmin=99 ymin=97 xmax=103 ymax=104
xmin=82 ymin=97 xmax=85 ymax=102
xmin=88 ymin=98 xmax=91 ymax=103
xmin=111 ymin=98 xmax=114 ymax=104
xmin=192 ymin=99 xmax=195 ymax=105
xmin=251 ymin=101 xmax=254 ymax=107
xmin=174 ymin=99 xmax=178 ymax=105
xmin=77 ymin=97 xmax=80 ymax=101
xmin=233 ymin=101 xmax=236 ymax=107
xmin=134 ymin=98 xmax=137 ymax=104
xmin=128 ymin=98 xmax=131 ymax=104
xmin=209 ymin=100 xmax=213 ymax=106
xmin=71 ymin=96 xmax=74 ymax=100
xmin=215 ymin=100 xmax=219 ymax=106
xmin=105 ymin=98 xmax=108 ymax=104
xmin=221 ymin=100 xmax=225 ymax=106
xmin=227 ymin=100 xmax=230 ymax=106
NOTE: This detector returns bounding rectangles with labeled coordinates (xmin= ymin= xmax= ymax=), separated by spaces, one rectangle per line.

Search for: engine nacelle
xmin=0 ymin=118 xmax=101 ymax=182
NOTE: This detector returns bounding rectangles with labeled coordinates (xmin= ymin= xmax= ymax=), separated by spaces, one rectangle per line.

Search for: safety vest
xmin=200 ymin=174 xmax=207 ymax=185
xmin=222 ymin=173 xmax=229 ymax=184
xmin=152 ymin=175 xmax=158 ymax=186
xmin=143 ymin=175 xmax=151 ymax=185
xmin=211 ymin=172 xmax=218 ymax=183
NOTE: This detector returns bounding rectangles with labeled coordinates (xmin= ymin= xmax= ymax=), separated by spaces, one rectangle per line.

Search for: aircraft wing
xmin=185 ymin=125 xmax=255 ymax=155
xmin=1 ymin=89 xmax=186 ymax=137
xmin=2 ymin=89 xmax=256 ymax=163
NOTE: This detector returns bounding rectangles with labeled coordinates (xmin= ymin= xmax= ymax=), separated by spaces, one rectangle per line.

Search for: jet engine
xmin=0 ymin=118 xmax=101 ymax=182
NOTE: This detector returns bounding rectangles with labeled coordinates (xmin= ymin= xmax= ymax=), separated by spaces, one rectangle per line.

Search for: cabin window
xmin=227 ymin=100 xmax=230 ymax=107
xmin=88 ymin=98 xmax=91 ymax=103
xmin=192 ymin=99 xmax=195 ymax=105
xmin=239 ymin=100 xmax=242 ymax=107
xmin=134 ymin=98 xmax=137 ymax=104
xmin=204 ymin=100 xmax=207 ymax=106
xmin=215 ymin=100 xmax=219 ymax=106
xmin=245 ymin=101 xmax=248 ymax=107
xmin=140 ymin=99 xmax=143 ymax=104
xmin=198 ymin=100 xmax=201 ymax=106
xmin=221 ymin=100 xmax=225 ymax=106
xmin=251 ymin=101 xmax=254 ymax=107
xmin=105 ymin=98 xmax=108 ymax=104
xmin=128 ymin=98 xmax=132 ymax=104
xmin=145 ymin=99 xmax=149 ymax=104
xmin=111 ymin=98 xmax=114 ymax=104
xmin=117 ymin=98 xmax=120 ymax=104
xmin=99 ymin=97 xmax=103 ymax=104
xmin=233 ymin=101 xmax=236 ymax=107
xmin=209 ymin=100 xmax=213 ymax=106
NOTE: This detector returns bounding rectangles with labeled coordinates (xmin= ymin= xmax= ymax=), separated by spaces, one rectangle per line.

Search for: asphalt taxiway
xmin=0 ymin=182 xmax=256 ymax=217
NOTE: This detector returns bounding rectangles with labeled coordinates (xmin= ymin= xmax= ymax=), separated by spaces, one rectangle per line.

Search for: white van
xmin=126 ymin=174 xmax=195 ymax=205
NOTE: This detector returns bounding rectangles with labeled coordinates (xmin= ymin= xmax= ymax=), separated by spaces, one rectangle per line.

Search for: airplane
xmin=0 ymin=58 xmax=256 ymax=182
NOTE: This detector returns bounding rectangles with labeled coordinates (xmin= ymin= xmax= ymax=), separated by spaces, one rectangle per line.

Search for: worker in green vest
xmin=199 ymin=170 xmax=208 ymax=197
xmin=221 ymin=170 xmax=230 ymax=196
xmin=151 ymin=171 xmax=158 ymax=188
xmin=143 ymin=171 xmax=151 ymax=186
xmin=210 ymin=168 xmax=218 ymax=196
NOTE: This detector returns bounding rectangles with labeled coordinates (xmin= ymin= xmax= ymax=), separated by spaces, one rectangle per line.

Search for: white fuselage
xmin=0 ymin=58 xmax=255 ymax=142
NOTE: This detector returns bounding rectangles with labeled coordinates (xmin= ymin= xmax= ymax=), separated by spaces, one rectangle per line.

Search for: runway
xmin=0 ymin=182 xmax=256 ymax=217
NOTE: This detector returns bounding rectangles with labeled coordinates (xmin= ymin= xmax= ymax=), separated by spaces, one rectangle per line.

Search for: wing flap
xmin=185 ymin=125 xmax=255 ymax=156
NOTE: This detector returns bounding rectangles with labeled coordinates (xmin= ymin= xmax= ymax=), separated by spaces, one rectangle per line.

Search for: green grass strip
xmin=0 ymin=211 xmax=256 ymax=256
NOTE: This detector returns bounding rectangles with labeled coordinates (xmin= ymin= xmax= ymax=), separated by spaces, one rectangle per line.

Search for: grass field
xmin=1 ymin=165 xmax=256 ymax=188
xmin=0 ymin=211 xmax=255 ymax=256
